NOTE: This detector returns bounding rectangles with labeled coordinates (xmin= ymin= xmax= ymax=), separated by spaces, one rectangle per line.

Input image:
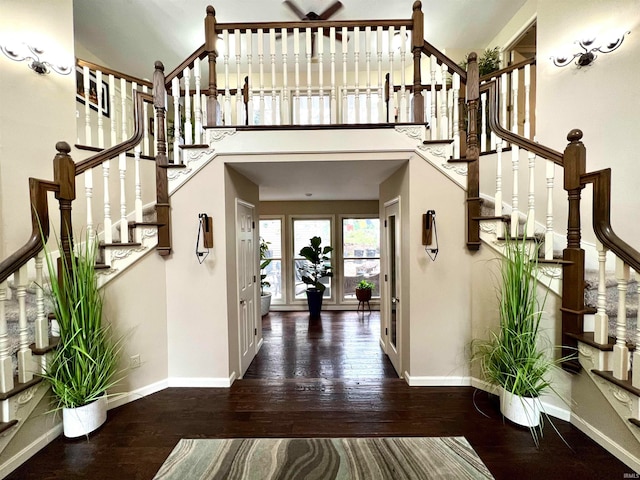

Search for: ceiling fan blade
xmin=283 ymin=0 xmax=307 ymax=20
xmin=318 ymin=1 xmax=343 ymax=20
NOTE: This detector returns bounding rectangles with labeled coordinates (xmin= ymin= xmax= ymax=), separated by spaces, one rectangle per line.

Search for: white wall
xmin=0 ymin=0 xmax=77 ymax=258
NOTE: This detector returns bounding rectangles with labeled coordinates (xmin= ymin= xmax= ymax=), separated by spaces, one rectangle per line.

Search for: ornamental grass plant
xmin=40 ymin=233 xmax=125 ymax=409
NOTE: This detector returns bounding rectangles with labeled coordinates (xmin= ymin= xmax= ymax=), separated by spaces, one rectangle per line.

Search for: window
xmin=293 ymin=218 xmax=332 ymax=299
xmin=295 ymin=94 xmax=331 ymax=125
xmin=252 ymin=93 xmax=281 ymax=125
xmin=259 ymin=218 xmax=283 ymax=301
xmin=342 ymin=218 xmax=380 ymax=299
xmin=344 ymin=91 xmax=381 ymax=124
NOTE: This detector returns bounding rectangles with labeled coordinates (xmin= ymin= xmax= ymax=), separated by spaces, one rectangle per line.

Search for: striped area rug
xmin=154 ymin=437 xmax=494 ymax=479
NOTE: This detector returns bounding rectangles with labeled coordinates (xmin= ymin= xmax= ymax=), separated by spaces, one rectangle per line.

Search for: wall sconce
xmin=422 ymin=210 xmax=438 ymax=261
xmin=196 ymin=213 xmax=213 ymax=263
xmin=551 ymin=31 xmax=630 ymax=68
xmin=0 ymin=42 xmax=72 ymax=75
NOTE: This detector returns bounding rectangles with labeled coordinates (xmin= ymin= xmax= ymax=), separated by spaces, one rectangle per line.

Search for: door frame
xmin=383 ymin=197 xmax=401 ymax=376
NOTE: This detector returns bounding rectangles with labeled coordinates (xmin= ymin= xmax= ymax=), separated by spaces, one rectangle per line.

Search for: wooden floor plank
xmin=6 ymin=311 xmax=632 ymax=479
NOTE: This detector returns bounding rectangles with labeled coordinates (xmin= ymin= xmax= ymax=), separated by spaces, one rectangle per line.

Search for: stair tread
xmin=562 ymin=359 xmax=582 ymax=374
xmin=471 ymin=215 xmax=511 ymax=222
xmin=538 ymin=258 xmax=573 ymax=265
xmin=447 ymin=157 xmax=475 ymax=163
xmin=568 ymin=332 xmax=615 ymax=351
xmin=95 ymin=263 xmax=110 ymax=270
xmin=160 ymin=164 xmax=186 ymax=169
xmin=29 ymin=336 xmax=60 ymax=355
xmin=100 ymin=242 xmax=142 ymax=248
xmin=592 ymin=370 xmax=640 ymax=397
xmin=0 ymin=377 xmax=43 ymax=401
xmin=629 ymin=418 xmax=640 ymax=428
xmin=179 ymin=144 xmax=208 ymax=149
xmin=128 ymin=221 xmax=164 ymax=227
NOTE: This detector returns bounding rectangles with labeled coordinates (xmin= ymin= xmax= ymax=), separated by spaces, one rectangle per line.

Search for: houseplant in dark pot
xmin=40 ymin=234 xmax=125 ymax=438
xmin=298 ymin=236 xmax=333 ymax=317
xmin=260 ymin=237 xmax=272 ymax=316
xmin=355 ymin=279 xmax=375 ymax=302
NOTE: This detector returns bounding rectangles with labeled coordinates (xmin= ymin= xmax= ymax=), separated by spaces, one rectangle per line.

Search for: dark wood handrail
xmin=76 ymin=59 xmax=153 ymax=89
xmin=479 ymin=57 xmax=536 ymax=83
xmin=76 ymin=91 xmax=152 ymax=175
xmin=0 ymin=177 xmax=58 ymax=284
xmin=216 ymin=19 xmax=413 ymax=33
xmin=164 ymin=45 xmax=207 ymax=85
xmin=582 ymin=168 xmax=640 ymax=272
xmin=422 ymin=40 xmax=467 ymax=82
xmin=482 ymin=78 xmax=563 ymax=165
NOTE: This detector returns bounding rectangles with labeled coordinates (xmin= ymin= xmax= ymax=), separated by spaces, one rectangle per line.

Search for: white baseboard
xmin=470 ymin=376 xmax=570 ymax=421
xmin=167 ymin=376 xmax=235 ymax=388
xmin=404 ymin=373 xmax=471 ymax=387
xmin=571 ymin=412 xmax=640 ymax=474
xmin=107 ymin=379 xmax=169 ymax=410
xmin=0 ymin=423 xmax=63 ymax=479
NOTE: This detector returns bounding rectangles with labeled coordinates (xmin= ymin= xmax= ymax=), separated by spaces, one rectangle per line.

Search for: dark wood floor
xmin=8 ymin=311 xmax=633 ymax=479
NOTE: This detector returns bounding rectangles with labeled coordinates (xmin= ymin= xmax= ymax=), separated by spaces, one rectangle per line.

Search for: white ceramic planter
xmin=63 ymin=395 xmax=107 ymax=438
xmin=260 ymin=293 xmax=272 ymax=317
xmin=500 ymin=389 xmax=541 ymax=428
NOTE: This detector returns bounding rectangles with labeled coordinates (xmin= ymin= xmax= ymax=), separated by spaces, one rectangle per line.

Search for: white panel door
xmin=384 ymin=198 xmax=401 ymax=376
xmin=237 ymin=200 xmax=257 ymax=377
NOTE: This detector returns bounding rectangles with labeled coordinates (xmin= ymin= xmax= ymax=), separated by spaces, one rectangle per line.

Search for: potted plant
xmin=40 ymin=234 xmax=125 ymax=438
xmin=298 ymin=236 xmax=333 ymax=317
xmin=355 ymin=279 xmax=375 ymax=303
xmin=260 ymin=237 xmax=272 ymax=316
xmin=472 ymin=234 xmax=568 ymax=445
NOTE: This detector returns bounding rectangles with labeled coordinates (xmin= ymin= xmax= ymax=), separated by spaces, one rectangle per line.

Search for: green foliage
xmin=460 ymin=46 xmax=501 ymax=76
xmin=39 ymin=233 xmax=125 ymax=409
xmin=298 ymin=236 xmax=333 ymax=293
xmin=356 ymin=279 xmax=375 ymax=290
xmin=472 ymin=233 xmax=568 ymax=400
xmin=259 ymin=237 xmax=272 ymax=296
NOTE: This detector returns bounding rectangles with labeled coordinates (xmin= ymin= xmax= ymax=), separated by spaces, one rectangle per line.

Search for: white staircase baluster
xmin=634 ymin=270 xmax=640 ymax=388
xmin=109 ymin=74 xmax=117 ymax=148
xmin=524 ymin=64 xmax=531 ymax=139
xmin=480 ymin=92 xmax=487 ymax=152
xmin=103 ymin=157 xmax=112 ymax=264
xmin=365 ymin=27 xmax=372 ymax=124
xmin=85 ymin=168 xmax=93 ymax=238
xmin=510 ymin=69 xmax=520 ymax=237
xmin=118 ymin=151 xmax=127 ymax=242
xmin=120 ymin=77 xmax=127 ymax=142
xmin=440 ymin=64 xmax=449 ymax=138
xmin=258 ymin=29 xmax=266 ymax=126
xmin=280 ymin=28 xmax=289 ymax=125
xmin=34 ymin=252 xmax=47 ymax=353
xmin=452 ymin=73 xmax=460 ymax=158
xmin=354 ymin=27 xmax=361 ymax=124
xmin=526 ymin=149 xmax=536 ymax=235
xmin=96 ymin=70 xmax=104 ymax=148
xmin=318 ymin=28 xmax=325 ymax=125
xmin=246 ymin=31 xmax=254 ymax=126
xmin=613 ymin=258 xmax=630 ymax=380
xmin=223 ymin=30 xmax=232 ymax=126
xmin=545 ymin=158 xmax=555 ymax=260
xmin=329 ymin=27 xmax=337 ymax=124
xmin=194 ymin=58 xmax=202 ymax=143
xmin=83 ymin=65 xmax=92 ymax=145
xmin=134 ymin=138 xmax=143 ymax=243
xmin=305 ymin=27 xmax=312 ymax=125
xmin=430 ymin=55 xmax=437 ymax=137
xmin=398 ymin=26 xmax=407 ymax=123
xmin=341 ymin=27 xmax=348 ymax=123
xmin=270 ymin=28 xmax=278 ymax=125
xmin=387 ymin=27 xmax=395 ymax=123
xmin=142 ymin=85 xmax=150 ymax=157
xmin=235 ymin=29 xmax=244 ymax=125
xmin=594 ymin=241 xmax=609 ymax=344
xmin=293 ymin=28 xmax=301 ymax=125
xmin=376 ymin=27 xmax=384 ymax=123
xmin=0 ymin=281 xmax=13 ymax=393
xmin=500 ymin=73 xmax=508 ymax=147
xmin=495 ymin=135 xmax=504 ymax=239
xmin=16 ymin=265 xmax=33 ymax=383
xmin=171 ymin=78 xmax=181 ymax=163
xmin=184 ymin=67 xmax=192 ymax=144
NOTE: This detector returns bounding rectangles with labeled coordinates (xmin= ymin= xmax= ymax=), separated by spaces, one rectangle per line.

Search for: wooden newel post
xmin=465 ymin=52 xmax=481 ymax=250
xmin=561 ymin=129 xmax=587 ymax=371
xmin=411 ymin=0 xmax=424 ymax=123
xmin=205 ymin=5 xmax=220 ymax=126
xmin=53 ymin=141 xmax=75 ymax=282
xmin=153 ymin=61 xmax=172 ymax=256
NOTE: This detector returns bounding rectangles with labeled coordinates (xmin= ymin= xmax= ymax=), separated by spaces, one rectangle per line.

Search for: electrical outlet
xmin=130 ymin=354 xmax=141 ymax=369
